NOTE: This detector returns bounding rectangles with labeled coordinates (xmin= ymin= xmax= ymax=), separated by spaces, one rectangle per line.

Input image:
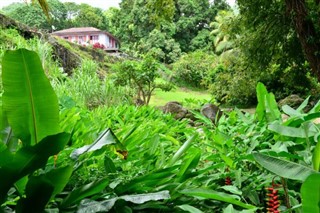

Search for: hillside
xmin=0 ymin=13 xmax=120 ymax=75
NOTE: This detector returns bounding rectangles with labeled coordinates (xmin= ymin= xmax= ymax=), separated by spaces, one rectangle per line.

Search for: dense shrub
xmin=206 ymin=55 xmax=320 ymax=107
xmin=208 ymin=68 xmax=258 ymax=106
xmin=171 ymin=51 xmax=217 ymax=88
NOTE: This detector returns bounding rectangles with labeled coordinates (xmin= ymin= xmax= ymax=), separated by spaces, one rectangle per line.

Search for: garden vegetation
xmin=0 ymin=0 xmax=320 ymax=212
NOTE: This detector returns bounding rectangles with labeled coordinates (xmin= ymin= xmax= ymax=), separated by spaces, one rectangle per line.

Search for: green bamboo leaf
xmin=169 ymin=134 xmax=197 ymax=166
xmin=180 ymin=188 xmax=256 ymax=209
xmin=60 ymin=178 xmax=109 ymax=208
xmin=253 ymin=153 xmax=316 ymax=181
xmin=301 ymin=173 xmax=320 ymax=213
xmin=177 ymin=149 xmax=201 ymax=179
xmin=149 ymin=134 xmax=160 ymax=155
xmin=2 ymin=49 xmax=60 ymax=146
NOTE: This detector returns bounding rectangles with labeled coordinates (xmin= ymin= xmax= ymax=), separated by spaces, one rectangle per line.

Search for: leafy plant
xmin=111 ymin=55 xmax=173 ymax=105
xmin=0 ymin=48 xmax=70 ymax=210
xmin=0 ymin=49 xmax=128 ymax=212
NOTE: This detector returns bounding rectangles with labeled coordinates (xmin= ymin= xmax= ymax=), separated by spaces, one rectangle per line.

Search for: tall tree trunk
xmin=285 ymin=0 xmax=320 ymax=80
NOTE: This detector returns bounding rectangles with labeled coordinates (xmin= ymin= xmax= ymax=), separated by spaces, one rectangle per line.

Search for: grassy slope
xmin=149 ymin=87 xmax=212 ymax=106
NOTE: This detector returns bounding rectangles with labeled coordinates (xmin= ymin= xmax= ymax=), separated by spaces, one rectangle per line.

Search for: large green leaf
xmin=2 ymin=49 xmax=60 ymax=146
xmin=45 ymin=166 xmax=73 ymax=199
xmin=253 ymin=153 xmax=316 ymax=181
xmin=255 ymin=82 xmax=268 ymax=121
xmin=301 ymin=173 xmax=320 ymax=213
xmin=15 ymin=165 xmax=73 ymax=211
xmin=180 ymin=188 xmax=256 ymax=209
xmin=16 ymin=175 xmax=54 ymax=213
xmin=70 ymin=128 xmax=125 ymax=160
xmin=268 ymin=122 xmax=318 ymax=138
xmin=0 ymin=132 xmax=70 ymax=204
xmin=255 ymin=82 xmax=280 ymax=122
xmin=313 ymin=141 xmax=320 ymax=171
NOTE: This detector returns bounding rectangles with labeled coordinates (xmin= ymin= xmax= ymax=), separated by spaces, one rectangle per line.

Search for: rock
xmin=201 ymin=103 xmax=223 ymax=124
xmin=48 ymin=36 xmax=81 ymax=75
xmin=278 ymin=94 xmax=304 ymax=109
xmin=163 ymin=101 xmax=188 ymax=120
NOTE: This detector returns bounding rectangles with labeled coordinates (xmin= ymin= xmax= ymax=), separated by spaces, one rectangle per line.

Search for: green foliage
xmin=55 ymin=59 xmax=132 ymax=109
xmin=2 ymin=0 xmax=67 ymax=30
xmin=138 ymin=28 xmax=182 ymax=63
xmin=0 ymin=49 xmax=69 ymax=209
xmin=0 ymin=48 xmax=131 ymax=212
xmin=301 ymin=173 xmax=320 ymax=213
xmin=109 ymin=0 xmax=229 ymax=61
xmin=172 ymin=51 xmax=217 ymax=88
xmin=72 ymin=3 xmax=108 ymax=30
xmin=111 ymin=56 xmax=173 ymax=105
xmin=2 ymin=49 xmax=60 ymax=145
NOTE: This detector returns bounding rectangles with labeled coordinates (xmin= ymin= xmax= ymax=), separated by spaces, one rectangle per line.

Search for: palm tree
xmin=210 ymin=10 xmax=234 ymax=56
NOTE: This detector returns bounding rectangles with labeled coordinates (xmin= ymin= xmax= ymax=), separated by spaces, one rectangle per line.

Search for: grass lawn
xmin=149 ymin=87 xmax=212 ymax=106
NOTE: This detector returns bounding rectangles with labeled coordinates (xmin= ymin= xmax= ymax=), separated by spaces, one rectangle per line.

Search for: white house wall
xmin=98 ymin=33 xmax=108 ymax=47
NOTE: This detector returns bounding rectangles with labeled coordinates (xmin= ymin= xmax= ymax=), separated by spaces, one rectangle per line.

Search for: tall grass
xmin=54 ymin=59 xmax=133 ymax=109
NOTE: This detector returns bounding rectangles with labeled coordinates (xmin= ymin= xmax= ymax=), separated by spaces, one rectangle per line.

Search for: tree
xmin=236 ymin=0 xmax=320 ymax=81
xmin=3 ymin=3 xmax=50 ymax=30
xmin=2 ymin=0 xmax=67 ymax=30
xmin=138 ymin=28 xmax=182 ymax=63
xmin=210 ymin=10 xmax=234 ymax=56
xmin=73 ymin=4 xmax=108 ymax=30
xmin=111 ymin=56 xmax=173 ymax=105
xmin=173 ymin=0 xmax=229 ymax=52
xmin=110 ymin=0 xmax=230 ymax=62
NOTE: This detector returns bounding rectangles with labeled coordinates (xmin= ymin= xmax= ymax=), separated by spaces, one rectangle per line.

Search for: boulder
xmin=201 ymin=103 xmax=223 ymax=124
xmin=278 ymin=94 xmax=304 ymax=109
xmin=163 ymin=101 xmax=188 ymax=120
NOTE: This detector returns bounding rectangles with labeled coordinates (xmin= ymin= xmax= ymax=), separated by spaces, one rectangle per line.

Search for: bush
xmin=207 ymin=61 xmax=320 ymax=107
xmin=111 ymin=55 xmax=173 ymax=105
xmin=208 ymin=69 xmax=258 ymax=106
xmin=93 ymin=42 xmax=105 ymax=49
xmin=171 ymin=51 xmax=217 ymax=88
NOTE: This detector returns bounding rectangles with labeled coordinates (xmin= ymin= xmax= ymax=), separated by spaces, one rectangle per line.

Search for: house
xmin=51 ymin=27 xmax=120 ymax=51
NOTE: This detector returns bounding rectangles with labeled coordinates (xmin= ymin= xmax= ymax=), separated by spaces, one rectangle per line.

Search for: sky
xmin=0 ymin=0 xmax=236 ymax=10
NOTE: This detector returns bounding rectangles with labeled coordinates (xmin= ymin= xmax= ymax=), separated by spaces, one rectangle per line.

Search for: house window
xmin=78 ymin=36 xmax=84 ymax=42
xmin=63 ymin=36 xmax=68 ymax=39
xmin=90 ymin=35 xmax=99 ymax=42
